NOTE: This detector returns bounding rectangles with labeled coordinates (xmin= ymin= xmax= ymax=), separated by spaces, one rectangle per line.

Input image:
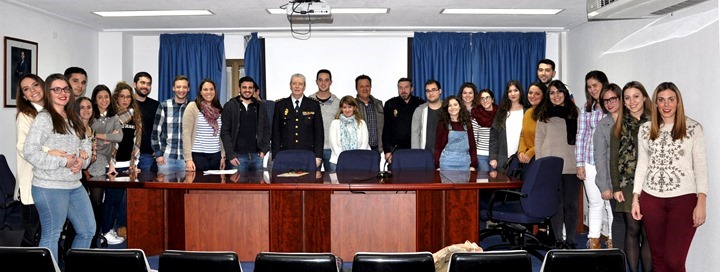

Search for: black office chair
xmin=0 ymin=246 xmax=60 ymax=272
xmin=0 ymin=154 xmax=21 ymax=222
xmin=389 ymin=149 xmax=435 ymax=172
xmin=336 ymin=149 xmax=380 ymax=173
xmin=159 ymin=250 xmax=242 ymax=272
xmin=541 ymin=248 xmax=627 ymax=272
xmin=479 ymin=156 xmax=563 ymax=260
xmin=352 ymin=252 xmax=435 ymax=272
xmin=254 ymin=252 xmax=339 ymax=272
xmin=447 ymin=250 xmax=532 ymax=272
xmin=64 ymin=248 xmax=151 ymax=272
xmin=272 ymin=149 xmax=317 ymax=173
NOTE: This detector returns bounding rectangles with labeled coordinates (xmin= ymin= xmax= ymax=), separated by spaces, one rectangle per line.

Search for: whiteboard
xmin=262 ymin=33 xmax=411 ymax=103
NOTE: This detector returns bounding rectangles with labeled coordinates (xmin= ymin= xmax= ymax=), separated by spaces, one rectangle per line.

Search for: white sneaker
xmin=103 ymin=229 xmax=125 ymax=245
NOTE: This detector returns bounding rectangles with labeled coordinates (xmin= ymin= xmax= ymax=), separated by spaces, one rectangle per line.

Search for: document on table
xmin=203 ymin=169 xmax=238 ymax=175
xmin=277 ymin=172 xmax=309 ymax=177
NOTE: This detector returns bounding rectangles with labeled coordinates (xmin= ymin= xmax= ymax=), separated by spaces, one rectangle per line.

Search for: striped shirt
xmin=152 ymin=99 xmax=188 ymax=160
xmin=472 ymin=119 xmax=491 ymax=156
xmin=192 ymin=111 xmax=222 ymax=154
xmin=575 ymin=103 xmax=605 ymax=166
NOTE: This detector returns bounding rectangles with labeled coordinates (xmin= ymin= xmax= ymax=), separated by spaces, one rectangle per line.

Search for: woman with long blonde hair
xmin=328 ymin=95 xmax=369 ymax=171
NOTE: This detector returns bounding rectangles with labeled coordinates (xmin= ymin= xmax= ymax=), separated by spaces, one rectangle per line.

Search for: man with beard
xmin=411 ymin=79 xmax=443 ymax=155
xmin=382 ymin=78 xmax=424 ymax=163
xmin=221 ymin=76 xmax=271 ymax=172
xmin=133 ymin=71 xmax=159 ymax=171
xmin=152 ymin=75 xmax=190 ymax=173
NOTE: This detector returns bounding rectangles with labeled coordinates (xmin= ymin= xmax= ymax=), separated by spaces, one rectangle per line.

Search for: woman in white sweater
xmin=183 ymin=79 xmax=225 ymax=171
xmin=24 ymin=73 xmax=94 ymax=261
xmin=15 ymin=74 xmax=46 ymax=246
xmin=632 ymin=82 xmax=707 ymax=272
xmin=328 ymin=95 xmax=369 ymax=171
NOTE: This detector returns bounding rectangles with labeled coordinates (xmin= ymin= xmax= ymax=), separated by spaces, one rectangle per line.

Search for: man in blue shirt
xmin=151 ymin=75 xmax=189 ymax=173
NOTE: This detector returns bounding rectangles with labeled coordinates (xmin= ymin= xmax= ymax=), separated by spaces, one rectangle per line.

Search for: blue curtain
xmin=158 ymin=33 xmax=225 ymax=102
xmin=411 ymin=32 xmax=545 ymax=101
xmin=244 ymin=32 xmax=264 ymax=98
xmin=411 ymin=32 xmax=472 ymax=100
xmin=472 ymin=32 xmax=545 ymax=101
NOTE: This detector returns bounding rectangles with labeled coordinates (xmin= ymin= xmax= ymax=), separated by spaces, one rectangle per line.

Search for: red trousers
xmin=639 ymin=192 xmax=698 ymax=272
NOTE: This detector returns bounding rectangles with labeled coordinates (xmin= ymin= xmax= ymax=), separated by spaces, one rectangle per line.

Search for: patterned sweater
xmin=23 ymin=111 xmax=91 ymax=189
xmin=633 ymin=118 xmax=708 ymax=197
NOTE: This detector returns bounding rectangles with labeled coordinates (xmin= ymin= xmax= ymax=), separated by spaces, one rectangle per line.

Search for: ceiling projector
xmin=286 ymin=0 xmax=333 ymax=23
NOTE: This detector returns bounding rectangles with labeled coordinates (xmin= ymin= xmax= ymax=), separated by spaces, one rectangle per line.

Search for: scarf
xmin=617 ymin=113 xmax=648 ymax=188
xmin=547 ymin=105 xmax=577 ymax=145
xmin=471 ymin=104 xmax=498 ymax=127
xmin=200 ymin=101 xmax=221 ymax=136
xmin=339 ymin=115 xmax=358 ymax=151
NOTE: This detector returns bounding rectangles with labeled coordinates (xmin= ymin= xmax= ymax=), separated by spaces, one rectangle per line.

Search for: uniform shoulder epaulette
xmin=275 ymin=97 xmax=287 ymax=102
xmin=308 ymin=96 xmax=319 ymax=102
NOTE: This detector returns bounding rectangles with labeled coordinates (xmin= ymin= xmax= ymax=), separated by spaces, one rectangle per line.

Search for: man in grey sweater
xmin=308 ymin=69 xmax=340 ymax=172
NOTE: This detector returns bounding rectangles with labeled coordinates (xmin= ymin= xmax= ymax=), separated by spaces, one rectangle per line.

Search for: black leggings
xmin=624 ymin=212 xmax=652 ymax=272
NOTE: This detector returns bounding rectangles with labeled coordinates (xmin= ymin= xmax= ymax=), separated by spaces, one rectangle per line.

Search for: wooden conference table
xmin=85 ymin=170 xmax=522 ymax=261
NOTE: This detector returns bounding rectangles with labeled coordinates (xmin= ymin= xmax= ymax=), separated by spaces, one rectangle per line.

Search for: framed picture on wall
xmin=4 ymin=36 xmax=38 ymax=108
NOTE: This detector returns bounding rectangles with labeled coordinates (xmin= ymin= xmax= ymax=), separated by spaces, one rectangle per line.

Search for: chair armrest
xmin=0 ymin=198 xmax=20 ymax=209
xmin=487 ymin=190 xmax=527 ymax=218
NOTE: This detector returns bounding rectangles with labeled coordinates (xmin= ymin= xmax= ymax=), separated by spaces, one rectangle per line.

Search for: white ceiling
xmin=4 ymin=0 xmax=589 ymax=33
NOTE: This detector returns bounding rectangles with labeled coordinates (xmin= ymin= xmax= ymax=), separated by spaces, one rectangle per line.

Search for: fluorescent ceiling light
xmin=441 ymin=8 xmax=563 ymax=15
xmin=93 ymin=10 xmax=213 ymax=17
xmin=266 ymin=8 xmax=389 ymax=15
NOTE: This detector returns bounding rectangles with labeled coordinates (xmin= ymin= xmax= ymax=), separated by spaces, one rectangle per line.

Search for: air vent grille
xmin=598 ymin=0 xmax=620 ymax=8
xmin=651 ymin=0 xmax=710 ymax=15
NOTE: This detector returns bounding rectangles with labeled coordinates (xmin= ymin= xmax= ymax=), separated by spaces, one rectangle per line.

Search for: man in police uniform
xmin=272 ymin=73 xmax=324 ymax=167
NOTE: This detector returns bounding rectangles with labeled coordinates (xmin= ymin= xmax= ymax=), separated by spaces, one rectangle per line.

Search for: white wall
xmin=566 ymin=1 xmax=720 ymax=271
xmin=0 ymin=1 xmax=99 ymax=177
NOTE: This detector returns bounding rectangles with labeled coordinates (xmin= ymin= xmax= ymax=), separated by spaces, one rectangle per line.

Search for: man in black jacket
xmin=220 ymin=76 xmax=271 ymax=171
xmin=382 ymin=78 xmax=424 ymax=163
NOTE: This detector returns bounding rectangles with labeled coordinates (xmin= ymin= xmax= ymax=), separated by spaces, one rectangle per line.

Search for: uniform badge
xmin=393 ymin=109 xmax=398 ymax=117
xmin=284 ymin=108 xmax=289 ymax=116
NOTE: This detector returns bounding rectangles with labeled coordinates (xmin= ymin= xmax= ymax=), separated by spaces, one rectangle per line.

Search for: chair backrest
xmin=336 ymin=149 xmax=380 ymax=173
xmin=272 ymin=149 xmax=317 ymax=173
xmin=65 ymin=248 xmax=151 ymax=272
xmin=0 ymin=154 xmax=20 ymax=211
xmin=540 ymin=249 xmax=627 ymax=272
xmin=352 ymin=252 xmax=435 ymax=272
xmin=0 ymin=246 xmax=59 ymax=272
xmin=254 ymin=252 xmax=338 ymax=272
xmin=389 ymin=149 xmax=435 ymax=172
xmin=448 ymin=250 xmax=532 ymax=272
xmin=159 ymin=250 xmax=242 ymax=272
xmin=519 ymin=156 xmax=563 ymax=219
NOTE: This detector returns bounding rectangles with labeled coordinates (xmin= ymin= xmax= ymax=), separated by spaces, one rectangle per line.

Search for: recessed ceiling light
xmin=93 ymin=10 xmax=214 ymax=17
xmin=266 ymin=8 xmax=389 ymax=15
xmin=441 ymin=8 xmax=563 ymax=15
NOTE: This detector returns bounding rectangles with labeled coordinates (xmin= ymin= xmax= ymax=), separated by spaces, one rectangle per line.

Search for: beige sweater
xmin=535 ymin=117 xmax=577 ymax=174
xmin=182 ymin=102 xmax=225 ymax=161
xmin=634 ymin=118 xmax=708 ymax=197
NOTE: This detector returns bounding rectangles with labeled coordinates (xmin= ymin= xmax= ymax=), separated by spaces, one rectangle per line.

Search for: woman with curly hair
xmin=434 ymin=96 xmax=478 ymax=171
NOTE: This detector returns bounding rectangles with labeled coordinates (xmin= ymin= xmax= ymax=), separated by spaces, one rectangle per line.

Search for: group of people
xmin=13 ymin=59 xmax=707 ymax=272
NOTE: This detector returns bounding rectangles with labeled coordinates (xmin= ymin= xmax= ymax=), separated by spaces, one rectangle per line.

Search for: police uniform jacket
xmin=272 ymin=95 xmax=324 ymax=158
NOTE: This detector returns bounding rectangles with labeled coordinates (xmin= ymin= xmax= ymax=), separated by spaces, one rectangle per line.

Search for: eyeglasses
xmin=480 ymin=96 xmax=493 ymax=101
xmin=425 ymin=88 xmax=439 ymax=93
xmin=50 ymin=87 xmax=72 ymax=94
xmin=603 ymin=96 xmax=619 ymax=104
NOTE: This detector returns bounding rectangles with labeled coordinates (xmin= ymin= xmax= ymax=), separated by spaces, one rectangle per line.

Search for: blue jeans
xmin=322 ymin=149 xmax=335 ymax=172
xmin=157 ymin=157 xmax=185 ymax=174
xmin=476 ymin=155 xmax=491 ymax=172
xmin=32 ymin=185 xmax=95 ymax=262
xmin=235 ymin=153 xmax=263 ymax=172
xmin=137 ymin=153 xmax=155 ymax=172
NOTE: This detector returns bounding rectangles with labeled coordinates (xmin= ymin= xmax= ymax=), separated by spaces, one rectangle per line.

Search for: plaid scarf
xmin=200 ymin=101 xmax=221 ymax=136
